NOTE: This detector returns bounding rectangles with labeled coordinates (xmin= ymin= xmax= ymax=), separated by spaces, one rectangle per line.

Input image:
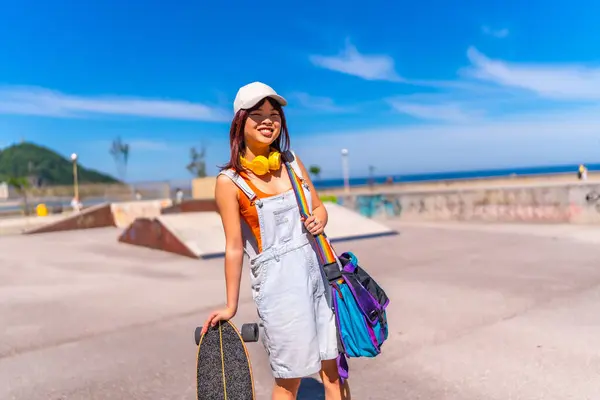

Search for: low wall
xmin=192 ymin=177 xmax=217 ymax=199
xmin=339 ymin=182 xmax=600 ymax=224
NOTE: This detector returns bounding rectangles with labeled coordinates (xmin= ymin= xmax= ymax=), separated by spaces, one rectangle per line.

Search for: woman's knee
xmin=320 ymin=360 xmax=351 ymax=399
xmin=274 ymin=377 xmax=301 ymax=394
xmin=320 ymin=359 xmax=341 ymax=384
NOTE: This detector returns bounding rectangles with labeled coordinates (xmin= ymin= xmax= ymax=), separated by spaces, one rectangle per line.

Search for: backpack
xmin=283 ymin=152 xmax=390 ymax=380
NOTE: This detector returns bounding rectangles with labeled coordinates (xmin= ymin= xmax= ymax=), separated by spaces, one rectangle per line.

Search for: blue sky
xmin=1 ymin=0 xmax=600 ymax=182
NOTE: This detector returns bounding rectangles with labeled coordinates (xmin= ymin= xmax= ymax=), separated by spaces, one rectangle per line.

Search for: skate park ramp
xmin=118 ymin=202 xmax=398 ymax=259
xmin=23 ymin=203 xmax=116 ymax=234
xmin=23 ymin=199 xmax=173 ymax=235
xmin=111 ymin=199 xmax=173 ymax=228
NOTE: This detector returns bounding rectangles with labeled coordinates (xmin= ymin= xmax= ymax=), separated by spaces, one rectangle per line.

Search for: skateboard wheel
xmin=194 ymin=326 xmax=201 ymax=346
xmin=241 ymin=323 xmax=259 ymax=342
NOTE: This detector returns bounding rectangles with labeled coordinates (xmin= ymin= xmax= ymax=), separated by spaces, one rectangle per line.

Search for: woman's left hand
xmin=303 ymin=215 xmax=324 ymax=236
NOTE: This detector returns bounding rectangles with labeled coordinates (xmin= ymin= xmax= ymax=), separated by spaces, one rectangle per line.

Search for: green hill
xmin=0 ymin=142 xmax=119 ymax=186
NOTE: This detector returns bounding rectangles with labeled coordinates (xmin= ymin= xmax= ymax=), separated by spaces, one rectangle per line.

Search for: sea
xmin=311 ymin=162 xmax=600 ymax=190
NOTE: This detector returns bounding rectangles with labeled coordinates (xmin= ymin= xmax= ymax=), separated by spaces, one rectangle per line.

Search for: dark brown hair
xmin=220 ymin=97 xmax=290 ymax=173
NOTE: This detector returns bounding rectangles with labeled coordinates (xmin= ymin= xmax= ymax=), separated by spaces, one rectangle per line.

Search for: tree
xmin=7 ymin=176 xmax=31 ymax=215
xmin=109 ymin=137 xmax=130 ymax=181
xmin=186 ymin=144 xmax=207 ymax=178
xmin=309 ymin=165 xmax=321 ymax=180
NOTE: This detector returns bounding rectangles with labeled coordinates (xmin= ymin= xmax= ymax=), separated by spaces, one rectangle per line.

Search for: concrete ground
xmin=1 ymin=222 xmax=600 ymax=399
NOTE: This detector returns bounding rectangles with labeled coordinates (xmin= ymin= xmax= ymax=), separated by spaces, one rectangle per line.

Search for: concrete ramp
xmin=118 ymin=203 xmax=397 ymax=259
xmin=118 ymin=212 xmax=224 ymax=259
xmin=23 ymin=198 xmax=175 ymax=235
xmin=111 ymin=199 xmax=173 ymax=228
xmin=117 ymin=216 xmax=202 ymax=258
xmin=23 ymin=203 xmax=116 ymax=234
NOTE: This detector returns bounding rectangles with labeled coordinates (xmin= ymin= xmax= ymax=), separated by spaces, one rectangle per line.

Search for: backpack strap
xmin=218 ymin=169 xmax=262 ymax=206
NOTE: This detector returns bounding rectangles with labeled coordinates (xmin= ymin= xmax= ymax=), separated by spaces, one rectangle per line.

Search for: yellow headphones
xmin=240 ymin=149 xmax=282 ymax=176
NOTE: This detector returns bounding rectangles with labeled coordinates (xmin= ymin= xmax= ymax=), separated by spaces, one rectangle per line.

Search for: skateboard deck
xmin=195 ymin=320 xmax=258 ymax=400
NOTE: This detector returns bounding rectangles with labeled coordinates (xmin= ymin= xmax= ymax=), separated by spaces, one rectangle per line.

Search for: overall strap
xmin=218 ymin=169 xmax=262 ymax=206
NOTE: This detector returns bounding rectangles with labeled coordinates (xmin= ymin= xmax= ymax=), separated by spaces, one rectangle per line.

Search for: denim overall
xmin=219 ymin=155 xmax=338 ymax=379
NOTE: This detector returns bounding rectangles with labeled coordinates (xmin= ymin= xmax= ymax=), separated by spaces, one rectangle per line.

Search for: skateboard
xmin=194 ymin=321 xmax=260 ymax=400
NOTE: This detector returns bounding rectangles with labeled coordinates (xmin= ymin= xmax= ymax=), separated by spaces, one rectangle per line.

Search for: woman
xmin=201 ymin=81 xmax=351 ymax=400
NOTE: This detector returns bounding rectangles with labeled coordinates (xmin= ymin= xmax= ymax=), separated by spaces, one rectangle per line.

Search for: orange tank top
xmin=236 ymin=170 xmax=274 ymax=253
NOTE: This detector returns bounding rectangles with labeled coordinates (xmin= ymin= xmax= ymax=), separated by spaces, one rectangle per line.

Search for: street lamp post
xmin=70 ymin=153 xmax=79 ymax=202
xmin=341 ymin=148 xmax=350 ymax=194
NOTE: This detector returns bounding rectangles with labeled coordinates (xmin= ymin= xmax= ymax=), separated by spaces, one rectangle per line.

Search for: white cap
xmin=233 ymin=81 xmax=287 ymax=114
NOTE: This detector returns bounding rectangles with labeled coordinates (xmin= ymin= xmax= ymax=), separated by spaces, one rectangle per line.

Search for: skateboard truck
xmin=194 ymin=323 xmax=259 ymax=346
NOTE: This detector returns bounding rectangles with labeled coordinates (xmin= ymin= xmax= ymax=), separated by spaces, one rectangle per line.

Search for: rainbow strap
xmin=284 ymin=161 xmax=338 ymax=266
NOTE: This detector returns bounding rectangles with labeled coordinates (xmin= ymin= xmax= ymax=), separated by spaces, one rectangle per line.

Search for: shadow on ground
xmin=297 ymin=377 xmax=325 ymax=399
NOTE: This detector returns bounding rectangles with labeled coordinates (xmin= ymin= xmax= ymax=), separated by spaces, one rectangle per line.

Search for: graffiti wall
xmin=342 ymin=183 xmax=600 ymax=224
xmin=568 ymin=186 xmax=600 ymax=224
xmin=353 ymin=194 xmax=402 ymax=218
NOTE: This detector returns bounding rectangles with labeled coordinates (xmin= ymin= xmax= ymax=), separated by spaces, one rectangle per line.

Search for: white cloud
xmin=286 ymin=92 xmax=356 ymax=113
xmin=295 ymin=45 xmax=600 ymax=176
xmin=309 ymin=41 xmax=402 ymax=82
xmin=385 ymin=46 xmax=600 ymax=125
xmin=0 ymin=86 xmax=230 ymax=122
xmin=482 ymin=26 xmax=509 ymax=39
xmin=388 ymin=101 xmax=479 ymax=123
xmin=463 ymin=47 xmax=600 ymax=100
xmin=291 ymin=105 xmax=600 ymax=178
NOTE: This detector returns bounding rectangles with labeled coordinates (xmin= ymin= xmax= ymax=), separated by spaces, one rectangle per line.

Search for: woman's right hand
xmin=200 ymin=306 xmax=237 ymax=335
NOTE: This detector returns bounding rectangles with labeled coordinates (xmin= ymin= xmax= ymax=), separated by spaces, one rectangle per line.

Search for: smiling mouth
xmin=259 ymin=128 xmax=274 ymax=136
